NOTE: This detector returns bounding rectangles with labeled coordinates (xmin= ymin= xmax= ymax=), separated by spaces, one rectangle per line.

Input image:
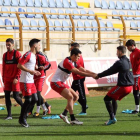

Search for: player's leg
xmin=132 ymin=90 xmax=139 ymax=114
xmin=112 ymin=99 xmax=117 ymax=116
xmin=13 ymin=91 xmax=23 ymax=107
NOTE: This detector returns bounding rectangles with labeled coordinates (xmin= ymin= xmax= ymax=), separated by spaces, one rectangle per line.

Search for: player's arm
xmin=39 ymin=56 xmax=51 ymax=70
xmin=78 ymin=67 xmax=95 ymax=75
xmin=2 ymin=54 xmax=5 ymax=83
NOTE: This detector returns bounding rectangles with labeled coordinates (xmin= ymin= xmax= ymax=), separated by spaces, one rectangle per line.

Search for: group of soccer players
xmin=2 ymin=38 xmax=140 ymax=127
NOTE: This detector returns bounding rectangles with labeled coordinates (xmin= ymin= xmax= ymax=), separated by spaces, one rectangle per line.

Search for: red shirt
xmin=2 ymin=49 xmax=21 ymax=82
xmin=34 ymin=52 xmax=50 ymax=79
xmin=72 ymin=55 xmax=85 ymax=80
xmin=130 ymin=48 xmax=140 ymax=75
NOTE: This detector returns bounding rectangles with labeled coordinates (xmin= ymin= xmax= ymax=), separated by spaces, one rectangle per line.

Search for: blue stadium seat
xmin=3 ymin=0 xmax=11 ymax=6
xmin=58 ymin=9 xmax=65 ymax=19
xmin=26 ymin=8 xmax=34 ymax=18
xmin=10 ymin=8 xmax=16 ymax=18
xmin=116 ymin=1 xmax=123 ymax=10
xmin=34 ymin=9 xmax=42 ymax=18
xmin=65 ymin=9 xmax=71 ymax=19
xmin=48 ymin=0 xmax=56 ymax=8
xmin=34 ymin=0 xmax=41 ymax=7
xmin=13 ymin=19 xmax=19 ymax=29
xmin=70 ymin=21 xmax=77 ymax=31
xmin=84 ymin=21 xmax=92 ymax=31
xmin=42 ymin=9 xmax=50 ymax=19
xmin=135 ymin=11 xmax=140 ymax=20
xmin=19 ymin=0 xmax=26 ymax=6
xmin=50 ymin=9 xmax=57 ymax=19
xmin=38 ymin=20 xmax=46 ymax=31
xmin=138 ymin=2 xmax=140 ymax=10
xmin=41 ymin=0 xmax=48 ymax=7
xmin=77 ymin=21 xmax=84 ymax=31
xmin=123 ymin=1 xmax=130 ymax=10
xmin=137 ymin=22 xmax=140 ymax=31
xmin=119 ymin=11 xmax=126 ymax=20
xmin=80 ymin=10 xmax=87 ymax=19
xmin=22 ymin=19 xmax=30 ymax=30
xmin=131 ymin=2 xmax=138 ymax=10
xmin=11 ymin=0 xmax=18 ymax=6
xmin=54 ymin=21 xmax=62 ymax=31
xmin=18 ymin=8 xmax=25 ymax=18
xmin=30 ymin=20 xmax=38 ymax=30
xmin=56 ymin=0 xmax=63 ymax=8
xmin=88 ymin=10 xmax=95 ymax=20
xmin=101 ymin=0 xmax=108 ymax=9
xmin=48 ymin=20 xmax=54 ymax=31
xmin=1 ymin=7 xmax=9 ymax=17
xmin=100 ymin=21 xmax=106 ymax=31
xmin=91 ymin=21 xmax=98 ymax=31
xmin=62 ymin=0 xmax=70 ymax=8
xmin=62 ymin=21 xmax=69 ymax=31
xmin=0 ymin=19 xmax=5 ymax=29
xmin=106 ymin=21 xmax=113 ymax=31
xmin=26 ymin=0 xmax=34 ymax=7
xmin=70 ymin=0 xmax=83 ymax=9
xmin=112 ymin=11 xmax=120 ymax=19
xmin=94 ymin=0 xmax=101 ymax=8
xmin=73 ymin=10 xmax=80 ymax=19
xmin=127 ymin=11 xmax=134 ymax=20
xmin=5 ymin=19 xmax=13 ymax=30
xmin=0 ymin=0 xmax=2 ymax=6
xmin=109 ymin=1 xmax=115 ymax=9
xmin=130 ymin=21 xmax=137 ymax=30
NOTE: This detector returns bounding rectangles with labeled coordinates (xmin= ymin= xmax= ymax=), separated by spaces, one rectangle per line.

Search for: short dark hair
xmin=125 ymin=39 xmax=136 ymax=47
xmin=117 ymin=46 xmax=126 ymax=54
xmin=6 ymin=38 xmax=14 ymax=44
xmin=29 ymin=38 xmax=40 ymax=47
xmin=71 ymin=43 xmax=80 ymax=48
xmin=70 ymin=48 xmax=81 ymax=56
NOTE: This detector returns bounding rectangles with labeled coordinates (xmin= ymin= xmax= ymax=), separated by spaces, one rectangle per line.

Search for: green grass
xmin=0 ymin=93 xmax=140 ymax=140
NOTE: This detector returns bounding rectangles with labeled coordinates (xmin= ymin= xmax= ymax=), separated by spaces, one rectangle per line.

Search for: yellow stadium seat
xmin=77 ymin=2 xmax=90 ymax=8
xmin=113 ymin=24 xmax=123 ymax=30
xmin=95 ymin=13 xmax=107 ymax=19
xmin=0 ymin=35 xmax=13 ymax=42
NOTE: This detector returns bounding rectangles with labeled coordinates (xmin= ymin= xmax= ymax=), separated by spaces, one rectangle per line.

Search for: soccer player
xmin=93 ymin=46 xmax=134 ymax=125
xmin=70 ymin=43 xmax=87 ymax=115
xmin=50 ymin=48 xmax=95 ymax=125
xmin=126 ymin=40 xmax=140 ymax=114
xmin=2 ymin=38 xmax=23 ymax=120
xmin=33 ymin=51 xmax=51 ymax=117
xmin=18 ymin=39 xmax=41 ymax=127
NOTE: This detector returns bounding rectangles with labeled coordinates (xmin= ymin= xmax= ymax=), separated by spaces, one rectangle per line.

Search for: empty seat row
xmin=130 ymin=21 xmax=140 ymax=31
xmin=112 ymin=11 xmax=140 ymax=20
xmin=0 ymin=0 xmax=83 ymax=8
xmin=0 ymin=7 xmax=95 ymax=20
xmin=95 ymin=0 xmax=140 ymax=10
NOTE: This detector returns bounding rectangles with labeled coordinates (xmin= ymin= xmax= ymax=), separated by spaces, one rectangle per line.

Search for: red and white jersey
xmin=19 ymin=51 xmax=36 ymax=83
xmin=51 ymin=57 xmax=80 ymax=83
xmin=130 ymin=48 xmax=140 ymax=77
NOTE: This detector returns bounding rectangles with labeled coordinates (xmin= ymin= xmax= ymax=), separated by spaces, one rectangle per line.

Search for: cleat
xmin=43 ymin=110 xmax=48 ymax=116
xmin=131 ymin=110 xmax=138 ymax=114
xmin=77 ymin=112 xmax=87 ymax=115
xmin=70 ymin=119 xmax=83 ymax=125
xmin=47 ymin=106 xmax=51 ymax=114
xmin=19 ymin=119 xmax=29 ymax=128
xmin=5 ymin=116 xmax=12 ymax=120
xmin=114 ymin=117 xmax=117 ymax=122
xmin=59 ymin=114 xmax=70 ymax=124
xmin=33 ymin=112 xmax=39 ymax=117
xmin=105 ymin=118 xmax=117 ymax=125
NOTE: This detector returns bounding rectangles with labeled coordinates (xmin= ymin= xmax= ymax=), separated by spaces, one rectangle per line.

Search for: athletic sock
xmin=42 ymin=103 xmax=47 ymax=111
xmin=135 ymin=105 xmax=139 ymax=112
xmin=36 ymin=106 xmax=40 ymax=113
xmin=70 ymin=114 xmax=76 ymax=121
xmin=62 ymin=109 xmax=68 ymax=116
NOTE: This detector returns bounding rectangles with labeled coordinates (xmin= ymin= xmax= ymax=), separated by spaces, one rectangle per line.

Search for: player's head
xmin=29 ymin=38 xmax=41 ymax=52
xmin=117 ymin=46 xmax=126 ymax=58
xmin=70 ymin=48 xmax=81 ymax=62
xmin=6 ymin=38 xmax=14 ymax=52
xmin=70 ymin=43 xmax=80 ymax=51
xmin=125 ymin=39 xmax=136 ymax=52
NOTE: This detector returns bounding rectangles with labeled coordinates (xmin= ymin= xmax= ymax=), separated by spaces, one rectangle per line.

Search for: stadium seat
xmin=77 ymin=21 xmax=84 ymax=31
xmin=1 ymin=7 xmax=9 ymax=17
xmin=56 ymin=0 xmax=63 ymax=8
xmin=70 ymin=0 xmax=83 ymax=9
xmin=26 ymin=0 xmax=34 ymax=7
xmin=70 ymin=21 xmax=77 ymax=31
xmin=127 ymin=11 xmax=134 ymax=20
xmin=62 ymin=0 xmax=70 ymax=8
xmin=0 ymin=0 xmax=2 ymax=6
xmin=112 ymin=11 xmax=120 ymax=19
xmin=87 ymin=10 xmax=95 ymax=20
xmin=0 ymin=19 xmax=5 ymax=29
xmin=10 ymin=8 xmax=16 ymax=18
xmin=34 ymin=0 xmax=41 ymax=7
xmin=13 ymin=19 xmax=19 ymax=29
xmin=137 ymin=22 xmax=140 ymax=31
xmin=84 ymin=21 xmax=92 ymax=31
xmin=30 ymin=20 xmax=38 ymax=30
xmin=65 ymin=9 xmax=71 ymax=19
xmin=130 ymin=21 xmax=137 ymax=30
xmin=19 ymin=0 xmax=26 ymax=6
xmin=138 ymin=2 xmax=140 ymax=10
xmin=100 ymin=21 xmax=106 ymax=31
xmin=135 ymin=11 xmax=140 ymax=20
xmin=58 ymin=9 xmax=65 ymax=19
xmin=5 ymin=19 xmax=13 ymax=30
xmin=101 ymin=0 xmax=108 ymax=9
xmin=22 ymin=19 xmax=30 ymax=30
xmin=18 ymin=8 xmax=25 ymax=18
xmin=50 ymin=9 xmax=57 ymax=19
xmin=119 ymin=11 xmax=126 ymax=20
xmin=41 ymin=0 xmax=48 ymax=7
xmin=54 ymin=20 xmax=62 ymax=31
xmin=48 ymin=20 xmax=54 ymax=31
xmin=94 ymin=0 xmax=101 ymax=8
xmin=26 ymin=8 xmax=34 ymax=18
xmin=62 ymin=21 xmax=69 ymax=31
xmin=48 ymin=0 xmax=56 ymax=8
xmin=80 ymin=10 xmax=87 ymax=19
xmin=106 ymin=21 xmax=113 ymax=31
xmin=34 ymin=9 xmax=42 ymax=18
xmin=3 ymin=0 xmax=11 ymax=6
xmin=11 ymin=0 xmax=18 ymax=6
xmin=116 ymin=1 xmax=123 ymax=10
xmin=131 ymin=2 xmax=138 ymax=10
xmin=38 ymin=20 xmax=46 ymax=31
xmin=123 ymin=1 xmax=130 ymax=10
xmin=72 ymin=10 xmax=80 ymax=19
xmin=42 ymin=9 xmax=50 ymax=19
xmin=109 ymin=1 xmax=115 ymax=9
xmin=91 ymin=21 xmax=98 ymax=31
